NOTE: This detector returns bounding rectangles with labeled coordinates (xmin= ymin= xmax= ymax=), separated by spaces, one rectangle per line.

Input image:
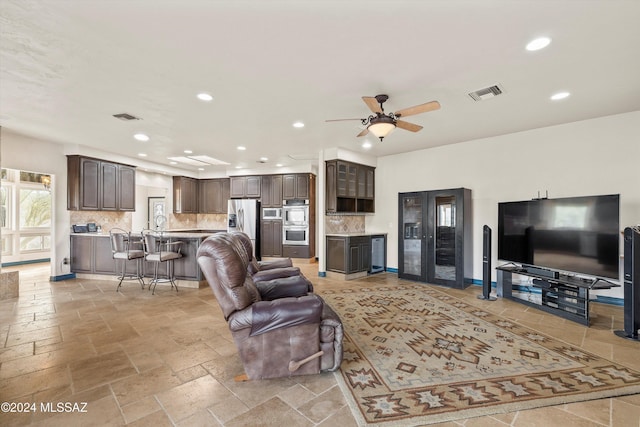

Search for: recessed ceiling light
xmin=362 ymin=141 xmax=372 ymax=149
xmin=526 ymin=37 xmax=551 ymax=51
xmin=138 ymin=153 xmax=147 ymax=157
xmin=276 ymin=163 xmax=283 ymax=167
xmin=197 ymin=93 xmax=213 ymax=101
xmin=237 ymin=146 xmax=246 ymax=151
xmin=550 ymin=91 xmax=570 ymax=100
xmin=293 ymin=121 xmax=304 ymax=128
xmin=169 ymin=161 xmax=178 ymax=165
xmin=260 ymin=157 xmax=268 ymax=162
xmin=198 ymin=167 xmax=205 ymax=171
xmin=184 ymin=150 xmax=193 ymax=154
xmin=134 ymin=133 xmax=149 ymax=142
xmin=235 ymin=166 xmax=242 ymax=169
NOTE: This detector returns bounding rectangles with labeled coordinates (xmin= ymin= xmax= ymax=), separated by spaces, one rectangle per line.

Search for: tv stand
xmin=496 ymin=265 xmax=620 ymax=326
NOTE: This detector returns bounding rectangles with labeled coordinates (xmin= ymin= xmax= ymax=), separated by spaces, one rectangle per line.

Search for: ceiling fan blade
xmin=396 ymin=120 xmax=423 ymax=132
xmin=394 ymin=101 xmax=441 ymax=118
xmin=356 ymin=128 xmax=369 ymax=137
xmin=362 ymin=96 xmax=382 ymax=113
xmin=326 ymin=118 xmax=363 ymax=122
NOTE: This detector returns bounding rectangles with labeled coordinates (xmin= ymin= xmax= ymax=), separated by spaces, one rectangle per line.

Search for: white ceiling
xmin=1 ymin=0 xmax=639 ymax=175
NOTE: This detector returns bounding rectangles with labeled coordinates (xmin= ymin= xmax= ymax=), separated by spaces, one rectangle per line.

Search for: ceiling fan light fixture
xmin=367 ymin=116 xmax=396 ymax=141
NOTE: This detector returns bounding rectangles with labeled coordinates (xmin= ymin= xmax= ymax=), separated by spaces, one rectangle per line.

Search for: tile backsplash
xmin=325 ymin=215 xmax=365 ymax=234
xmin=70 ymin=211 xmax=131 ymax=234
xmin=195 ymin=213 xmax=227 ymax=230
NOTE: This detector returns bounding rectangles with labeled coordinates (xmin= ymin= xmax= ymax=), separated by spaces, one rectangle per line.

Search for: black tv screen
xmin=498 ymin=194 xmax=620 ymax=279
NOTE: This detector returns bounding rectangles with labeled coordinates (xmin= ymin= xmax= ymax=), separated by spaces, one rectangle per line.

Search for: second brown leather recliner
xmin=197 ymin=232 xmax=343 ymax=380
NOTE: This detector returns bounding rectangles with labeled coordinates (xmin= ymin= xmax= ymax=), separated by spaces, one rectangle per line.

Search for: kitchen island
xmin=325 ymin=232 xmax=387 ymax=280
xmin=70 ymin=230 xmax=224 ymax=288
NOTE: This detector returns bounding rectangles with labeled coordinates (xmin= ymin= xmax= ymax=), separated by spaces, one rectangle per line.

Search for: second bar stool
xmin=142 ymin=230 xmax=183 ymax=294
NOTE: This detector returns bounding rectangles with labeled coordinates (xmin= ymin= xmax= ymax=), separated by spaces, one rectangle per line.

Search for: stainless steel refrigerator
xmin=227 ymin=199 xmax=260 ymax=260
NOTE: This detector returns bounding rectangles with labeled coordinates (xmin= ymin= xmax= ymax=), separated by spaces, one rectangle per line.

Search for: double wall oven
xmin=282 ymin=199 xmax=309 ymax=245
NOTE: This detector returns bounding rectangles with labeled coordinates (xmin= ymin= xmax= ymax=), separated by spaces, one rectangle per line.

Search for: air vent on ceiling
xmin=468 ymin=84 xmax=504 ymax=101
xmin=113 ymin=113 xmax=141 ymax=121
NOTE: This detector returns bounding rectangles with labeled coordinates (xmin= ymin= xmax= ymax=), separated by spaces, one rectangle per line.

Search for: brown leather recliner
xmin=197 ymin=233 xmax=343 ymax=380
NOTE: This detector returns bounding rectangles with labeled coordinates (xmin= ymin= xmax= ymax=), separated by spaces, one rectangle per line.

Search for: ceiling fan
xmin=326 ymin=94 xmax=441 ymax=141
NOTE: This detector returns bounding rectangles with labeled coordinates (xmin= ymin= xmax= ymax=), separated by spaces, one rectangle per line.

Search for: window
xmin=1 ymin=168 xmax=52 ymax=263
xmin=19 ymin=188 xmax=51 ymax=228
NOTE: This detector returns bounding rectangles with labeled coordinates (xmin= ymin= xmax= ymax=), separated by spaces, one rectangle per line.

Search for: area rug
xmin=321 ymin=285 xmax=640 ymax=426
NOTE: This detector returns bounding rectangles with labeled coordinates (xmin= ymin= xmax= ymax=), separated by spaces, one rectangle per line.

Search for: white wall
xmin=366 ymin=111 xmax=640 ymax=298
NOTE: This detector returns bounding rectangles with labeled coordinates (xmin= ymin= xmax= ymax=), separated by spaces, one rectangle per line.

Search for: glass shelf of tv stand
xmin=496 ymin=264 xmax=619 ymax=290
xmin=496 ymin=264 xmax=619 ymax=326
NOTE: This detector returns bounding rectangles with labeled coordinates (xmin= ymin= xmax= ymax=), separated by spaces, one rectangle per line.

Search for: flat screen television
xmin=498 ymin=194 xmax=620 ymax=279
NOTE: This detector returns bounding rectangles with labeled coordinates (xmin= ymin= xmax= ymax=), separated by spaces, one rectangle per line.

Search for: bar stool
xmin=142 ymin=230 xmax=183 ymax=294
xmin=109 ymin=228 xmax=145 ymax=291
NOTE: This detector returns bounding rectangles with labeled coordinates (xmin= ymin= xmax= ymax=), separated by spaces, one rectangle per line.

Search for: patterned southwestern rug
xmin=321 ymin=285 xmax=640 ymax=426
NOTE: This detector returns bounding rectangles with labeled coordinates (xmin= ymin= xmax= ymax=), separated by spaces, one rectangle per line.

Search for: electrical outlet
xmin=63 ymin=257 xmax=69 ymax=265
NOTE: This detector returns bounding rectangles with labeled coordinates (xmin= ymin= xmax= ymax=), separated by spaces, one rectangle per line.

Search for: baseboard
xmin=2 ymin=258 xmax=50 ymax=268
xmin=594 ymin=295 xmax=624 ymax=306
xmin=318 ymin=271 xmax=326 ymax=277
xmin=50 ymin=273 xmax=76 ymax=282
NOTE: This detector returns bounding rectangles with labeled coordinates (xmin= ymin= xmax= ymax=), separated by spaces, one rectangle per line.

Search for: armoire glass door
xmin=428 ymin=191 xmax=459 ymax=285
xmin=399 ymin=192 xmax=426 ymax=280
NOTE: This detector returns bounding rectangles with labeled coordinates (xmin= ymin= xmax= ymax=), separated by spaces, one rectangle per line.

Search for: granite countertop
xmin=71 ymin=230 xmax=225 ymax=239
xmin=325 ymin=232 xmax=388 ymax=237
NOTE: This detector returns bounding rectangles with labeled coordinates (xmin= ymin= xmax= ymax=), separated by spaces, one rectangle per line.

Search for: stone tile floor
xmin=0 ymin=262 xmax=639 ymax=426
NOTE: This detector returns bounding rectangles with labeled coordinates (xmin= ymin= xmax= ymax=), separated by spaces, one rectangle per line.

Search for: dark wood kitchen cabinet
xmin=173 ymin=176 xmax=198 ymax=213
xmin=198 ymin=178 xmax=230 ymax=214
xmin=260 ymin=175 xmax=282 ymax=207
xmin=230 ymin=176 xmax=261 ymax=198
xmin=70 ymin=235 xmax=116 ymax=274
xmin=261 ymin=219 xmax=283 ymax=257
xmin=325 ymin=160 xmax=374 ymax=213
xmin=326 ymin=235 xmax=371 ymax=274
xmin=67 ymin=155 xmax=136 ymax=211
xmin=118 ymin=164 xmax=136 ymax=211
xmin=283 ymin=173 xmax=311 ymax=200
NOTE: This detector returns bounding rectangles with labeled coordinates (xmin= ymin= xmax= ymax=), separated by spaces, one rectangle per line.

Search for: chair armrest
xmin=257 ymin=258 xmax=293 ymax=270
xmin=161 ymin=241 xmax=183 ymax=255
xmin=227 ymin=295 xmax=323 ymax=336
xmin=254 ymin=274 xmax=312 ymax=300
xmin=252 ymin=266 xmax=300 ymax=283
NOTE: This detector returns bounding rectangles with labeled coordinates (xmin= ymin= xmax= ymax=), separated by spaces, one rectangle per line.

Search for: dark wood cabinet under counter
xmin=70 ymin=232 xmax=220 ymax=287
xmin=326 ymin=233 xmax=386 ymax=278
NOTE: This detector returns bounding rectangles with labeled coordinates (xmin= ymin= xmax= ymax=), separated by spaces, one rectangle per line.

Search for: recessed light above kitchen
xmin=237 ymin=146 xmax=246 ymax=151
xmin=184 ymin=150 xmax=193 ymax=154
xmin=196 ymin=93 xmax=213 ymax=102
xmin=550 ymin=91 xmax=570 ymax=100
xmin=362 ymin=141 xmax=372 ymax=149
xmin=526 ymin=37 xmax=551 ymax=51
xmin=134 ymin=133 xmax=149 ymax=142
xmin=293 ymin=121 xmax=304 ymax=128
xmin=138 ymin=153 xmax=147 ymax=157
